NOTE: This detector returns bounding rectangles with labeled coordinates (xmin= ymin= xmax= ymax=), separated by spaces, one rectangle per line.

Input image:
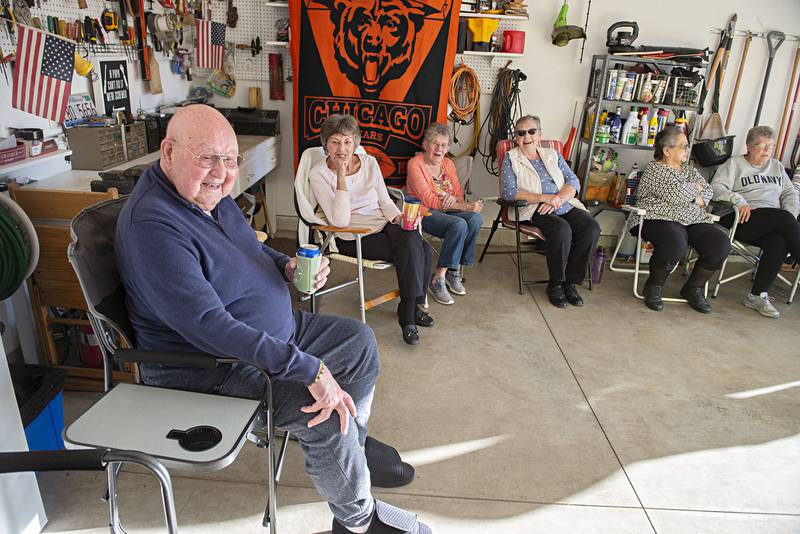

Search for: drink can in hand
xmin=401 ymin=195 xmax=421 ymax=231
xmin=294 ymin=245 xmax=322 ymax=294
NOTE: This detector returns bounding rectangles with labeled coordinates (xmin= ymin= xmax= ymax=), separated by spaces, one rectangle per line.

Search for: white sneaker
xmin=743 ymin=292 xmax=780 ymax=318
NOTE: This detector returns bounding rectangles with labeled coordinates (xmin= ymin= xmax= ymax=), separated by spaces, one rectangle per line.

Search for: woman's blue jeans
xmin=422 ymin=209 xmax=483 ymax=269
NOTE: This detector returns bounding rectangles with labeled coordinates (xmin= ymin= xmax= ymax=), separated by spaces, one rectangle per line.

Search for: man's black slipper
xmin=365 ymin=436 xmax=415 ymax=488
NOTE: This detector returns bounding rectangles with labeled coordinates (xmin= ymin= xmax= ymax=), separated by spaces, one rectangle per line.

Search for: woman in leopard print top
xmin=627 ymin=126 xmax=730 ymax=313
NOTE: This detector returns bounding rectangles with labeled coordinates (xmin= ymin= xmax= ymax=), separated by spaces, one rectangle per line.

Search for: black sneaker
xmin=644 ymin=285 xmax=664 ymax=311
xmin=680 ymin=285 xmax=712 ymax=314
xmin=546 ymin=284 xmax=568 ymax=308
xmin=414 ymin=307 xmax=435 ymax=327
xmin=400 ymin=325 xmax=419 ymax=345
xmin=562 ymin=283 xmax=584 ymax=306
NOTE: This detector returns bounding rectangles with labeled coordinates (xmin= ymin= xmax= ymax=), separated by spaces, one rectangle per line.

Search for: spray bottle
xmin=638 ymin=108 xmax=650 ymax=146
xmin=648 ymin=113 xmax=658 ymax=146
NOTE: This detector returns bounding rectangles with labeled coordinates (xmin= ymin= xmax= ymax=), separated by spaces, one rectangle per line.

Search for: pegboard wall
xmin=0 ymin=0 xmax=171 ymax=57
xmin=0 ymin=0 xmax=291 ymax=83
xmin=454 ymin=17 xmax=527 ymax=94
xmin=194 ymin=0 xmax=291 ymax=82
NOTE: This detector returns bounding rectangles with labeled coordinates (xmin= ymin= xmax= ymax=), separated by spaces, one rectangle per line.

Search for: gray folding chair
xmin=66 ymin=197 xmax=288 ymax=534
xmin=712 ymin=202 xmax=799 ymax=304
xmin=0 ymin=449 xmax=178 ymax=533
xmin=610 ymin=204 xmax=720 ymax=304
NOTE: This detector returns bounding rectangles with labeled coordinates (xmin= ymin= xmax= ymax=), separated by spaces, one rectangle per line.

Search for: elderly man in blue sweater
xmin=116 ymin=105 xmax=431 ymax=534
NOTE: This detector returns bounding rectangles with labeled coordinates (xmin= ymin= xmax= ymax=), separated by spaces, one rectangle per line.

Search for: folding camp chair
xmin=66 ymin=197 xmax=288 ymax=534
xmin=609 ymin=198 xmax=720 ymax=304
xmin=294 ymin=147 xmax=423 ymax=323
xmin=712 ymin=202 xmax=799 ymax=304
xmin=478 ymin=139 xmax=565 ymax=295
xmin=0 ymin=449 xmax=178 ymax=533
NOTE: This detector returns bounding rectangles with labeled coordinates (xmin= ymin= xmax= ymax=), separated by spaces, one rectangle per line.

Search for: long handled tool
xmin=725 ymin=31 xmax=752 ymax=132
xmin=705 ymin=15 xmax=735 ymax=92
xmin=754 ymin=31 xmax=786 ymax=127
xmin=775 ymin=44 xmax=800 ymax=160
xmin=779 ymin=60 xmax=800 ymax=161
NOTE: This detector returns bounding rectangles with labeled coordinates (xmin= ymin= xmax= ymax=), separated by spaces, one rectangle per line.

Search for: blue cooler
xmin=10 ymin=364 xmax=67 ymax=451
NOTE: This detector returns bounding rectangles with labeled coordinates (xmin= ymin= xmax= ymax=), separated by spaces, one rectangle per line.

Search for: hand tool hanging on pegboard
xmin=135 ymin=0 xmax=151 ymax=80
xmin=268 ymin=52 xmax=284 ymax=100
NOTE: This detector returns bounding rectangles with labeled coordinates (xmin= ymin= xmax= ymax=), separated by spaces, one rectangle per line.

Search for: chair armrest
xmin=708 ymin=200 xmax=734 ymax=218
xmin=622 ymin=205 xmax=646 ymax=215
xmin=113 ymin=348 xmax=225 ymax=368
xmin=0 ymin=449 xmax=107 ymax=473
xmin=495 ymin=198 xmax=528 ymax=207
xmin=314 ymin=225 xmax=372 ymax=234
xmin=386 ymin=187 xmax=404 ymax=203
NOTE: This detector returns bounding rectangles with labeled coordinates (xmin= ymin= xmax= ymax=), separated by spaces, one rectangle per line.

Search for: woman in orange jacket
xmin=407 ymin=123 xmax=483 ymax=305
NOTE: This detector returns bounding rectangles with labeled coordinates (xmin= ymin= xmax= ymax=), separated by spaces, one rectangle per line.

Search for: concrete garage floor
xmin=38 ymin=246 xmax=800 ymax=534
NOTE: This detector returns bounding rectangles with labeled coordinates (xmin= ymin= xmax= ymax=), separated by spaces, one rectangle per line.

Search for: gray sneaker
xmin=445 ymin=269 xmax=466 ymax=295
xmin=429 ymin=276 xmax=454 ymax=305
xmin=743 ymin=292 xmax=780 ymax=318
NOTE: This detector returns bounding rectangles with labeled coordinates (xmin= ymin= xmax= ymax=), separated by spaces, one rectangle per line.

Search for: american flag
xmin=196 ymin=20 xmax=225 ymax=70
xmin=12 ymin=25 xmax=75 ymax=123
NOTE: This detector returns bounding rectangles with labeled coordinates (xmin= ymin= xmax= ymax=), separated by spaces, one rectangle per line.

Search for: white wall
xmin=0 ymin=336 xmax=48 ymax=534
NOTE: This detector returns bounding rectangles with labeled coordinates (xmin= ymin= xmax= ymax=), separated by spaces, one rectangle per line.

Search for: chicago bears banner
xmin=290 ymin=0 xmax=461 ymax=186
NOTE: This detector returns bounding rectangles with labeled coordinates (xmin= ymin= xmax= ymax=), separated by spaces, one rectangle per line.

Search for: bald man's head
xmin=159 ymin=104 xmax=239 ymax=212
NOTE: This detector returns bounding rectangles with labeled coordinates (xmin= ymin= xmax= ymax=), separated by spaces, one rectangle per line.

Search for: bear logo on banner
xmin=322 ymin=0 xmax=437 ymax=99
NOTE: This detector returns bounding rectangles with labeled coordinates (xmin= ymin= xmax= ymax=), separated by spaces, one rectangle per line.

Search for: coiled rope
xmin=448 ymin=63 xmax=480 ymax=158
xmin=478 ymin=66 xmax=526 ymax=175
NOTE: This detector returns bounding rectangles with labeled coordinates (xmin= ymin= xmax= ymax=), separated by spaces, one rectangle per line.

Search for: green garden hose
xmin=0 ymin=193 xmax=38 ymax=300
xmin=0 ymin=204 xmax=28 ymax=299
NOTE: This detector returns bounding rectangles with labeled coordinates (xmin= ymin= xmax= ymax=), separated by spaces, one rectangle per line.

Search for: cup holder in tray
xmin=166 ymin=425 xmax=222 ymax=452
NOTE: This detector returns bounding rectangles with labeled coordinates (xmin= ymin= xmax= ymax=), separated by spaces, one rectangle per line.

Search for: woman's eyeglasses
xmin=515 ymin=128 xmax=538 ymax=137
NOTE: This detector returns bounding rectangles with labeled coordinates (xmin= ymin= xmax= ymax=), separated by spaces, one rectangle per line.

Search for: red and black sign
xmin=290 ymin=0 xmax=461 ymax=186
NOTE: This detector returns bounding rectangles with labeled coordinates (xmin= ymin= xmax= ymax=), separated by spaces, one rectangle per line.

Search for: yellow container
xmin=467 ymin=18 xmax=500 ymax=43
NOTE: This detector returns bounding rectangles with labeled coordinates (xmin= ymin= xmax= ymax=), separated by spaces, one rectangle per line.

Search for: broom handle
xmin=725 ymin=33 xmax=752 ymax=132
xmin=775 ymin=44 xmax=800 ymax=160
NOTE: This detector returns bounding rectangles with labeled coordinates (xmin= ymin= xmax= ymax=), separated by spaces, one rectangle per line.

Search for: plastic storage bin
xmin=10 ymin=364 xmax=67 ymax=451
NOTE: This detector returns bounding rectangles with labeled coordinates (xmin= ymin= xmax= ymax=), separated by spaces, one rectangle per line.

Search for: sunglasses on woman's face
xmin=515 ymin=128 xmax=538 ymax=137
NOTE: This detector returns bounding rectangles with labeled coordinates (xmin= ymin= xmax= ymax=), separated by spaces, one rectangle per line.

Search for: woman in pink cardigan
xmin=407 ymin=123 xmax=483 ymax=305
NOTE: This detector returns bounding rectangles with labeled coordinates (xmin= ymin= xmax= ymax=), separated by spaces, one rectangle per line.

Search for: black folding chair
xmin=66 ymin=197 xmax=289 ymax=533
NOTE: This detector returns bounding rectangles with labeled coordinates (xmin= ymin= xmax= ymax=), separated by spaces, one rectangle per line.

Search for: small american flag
xmin=12 ymin=25 xmax=75 ymax=123
xmin=196 ymin=20 xmax=225 ymax=70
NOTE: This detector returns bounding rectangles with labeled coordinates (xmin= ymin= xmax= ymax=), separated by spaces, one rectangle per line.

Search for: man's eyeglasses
xmin=168 ymin=139 xmax=244 ymax=169
xmin=515 ymin=128 xmax=538 ymax=137
xmin=670 ymin=143 xmax=690 ymax=151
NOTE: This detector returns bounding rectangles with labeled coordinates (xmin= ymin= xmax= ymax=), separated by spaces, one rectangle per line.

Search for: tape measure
xmin=101 ymin=9 xmax=119 ymax=32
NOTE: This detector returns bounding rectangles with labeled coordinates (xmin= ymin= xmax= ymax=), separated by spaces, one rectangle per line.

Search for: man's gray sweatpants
xmin=140 ymin=310 xmax=380 ymax=529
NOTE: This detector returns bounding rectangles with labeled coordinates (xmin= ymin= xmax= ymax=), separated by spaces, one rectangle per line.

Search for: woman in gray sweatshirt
xmin=711 ymin=126 xmax=800 ymax=319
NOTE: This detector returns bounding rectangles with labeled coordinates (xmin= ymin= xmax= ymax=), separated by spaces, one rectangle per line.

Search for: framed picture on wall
xmin=90 ymin=55 xmax=133 ymax=118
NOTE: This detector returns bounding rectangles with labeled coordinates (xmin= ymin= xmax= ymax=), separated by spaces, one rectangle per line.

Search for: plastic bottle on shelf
xmin=625 ymin=163 xmax=641 ymax=206
xmin=657 ymin=109 xmax=669 ymax=132
xmin=674 ymin=116 xmax=688 ymax=137
xmin=647 ymin=113 xmax=658 ymax=146
xmin=638 ymin=109 xmax=650 ymax=146
xmin=621 ymin=107 xmax=640 ymax=145
xmin=598 ymin=109 xmax=608 ymax=126
xmin=609 ymin=106 xmax=623 ymax=143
